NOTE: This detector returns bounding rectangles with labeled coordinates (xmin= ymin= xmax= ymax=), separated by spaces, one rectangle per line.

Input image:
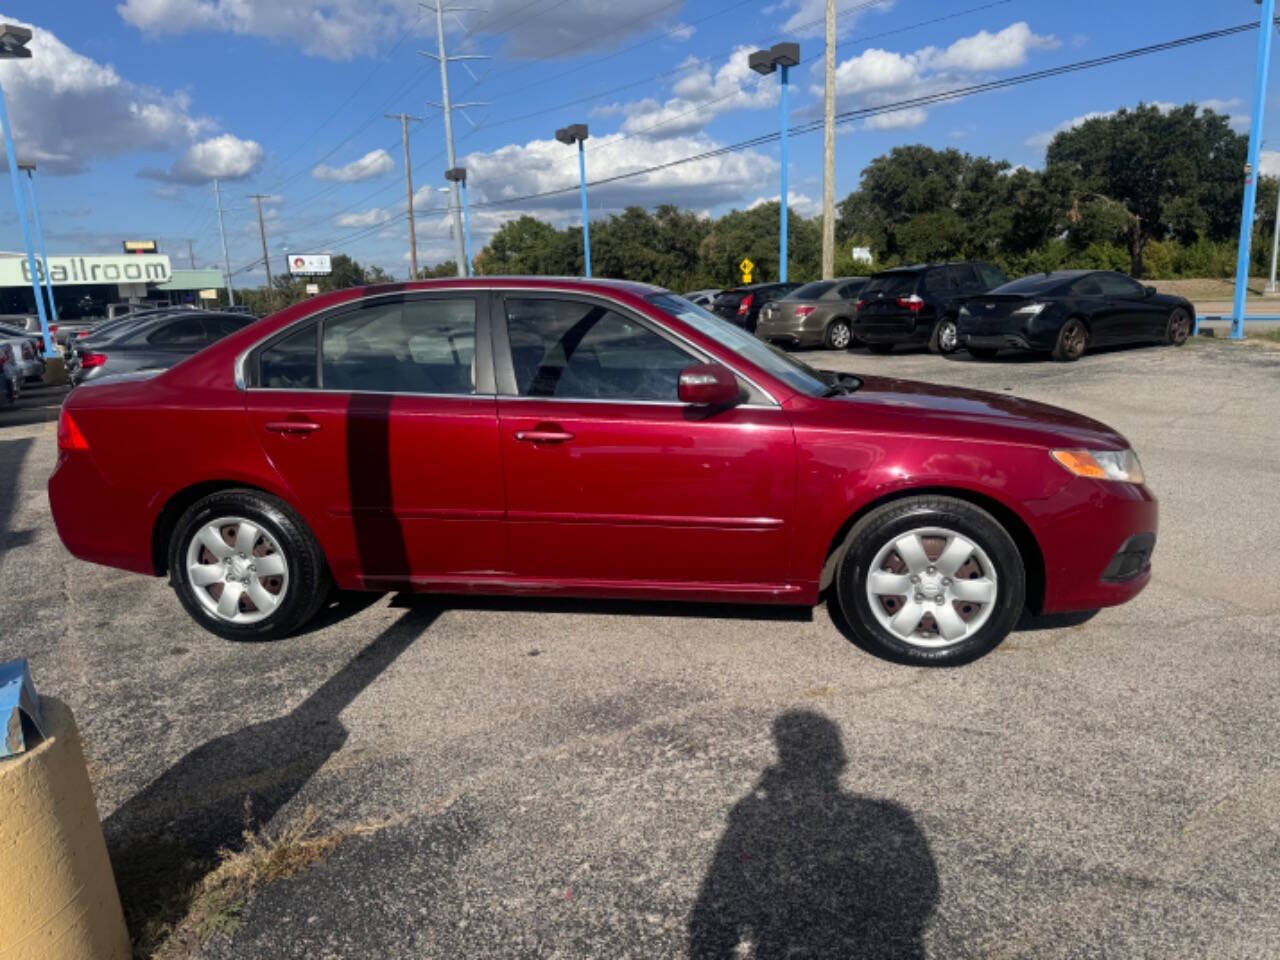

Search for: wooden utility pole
xmin=247 ymin=194 xmax=274 ymax=308
xmin=186 ymin=238 xmax=195 ymax=269
xmin=821 ymin=0 xmax=836 ymax=279
xmin=386 ymin=112 xmax=424 ymax=278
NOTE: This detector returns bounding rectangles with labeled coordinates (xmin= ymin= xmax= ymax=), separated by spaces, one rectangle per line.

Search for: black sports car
xmin=957 ymin=270 xmax=1194 ymax=361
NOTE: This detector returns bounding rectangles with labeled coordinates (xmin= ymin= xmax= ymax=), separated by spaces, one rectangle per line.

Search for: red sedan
xmin=49 ymin=278 xmax=1156 ymax=665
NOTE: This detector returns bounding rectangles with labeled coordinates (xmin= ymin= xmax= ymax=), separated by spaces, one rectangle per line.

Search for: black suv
xmin=853 ymin=261 xmax=1008 ymax=353
xmin=711 ymin=282 xmax=802 ymax=332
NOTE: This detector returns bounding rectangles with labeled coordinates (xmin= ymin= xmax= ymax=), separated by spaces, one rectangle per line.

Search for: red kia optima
xmin=48 ymin=278 xmax=1156 ymax=664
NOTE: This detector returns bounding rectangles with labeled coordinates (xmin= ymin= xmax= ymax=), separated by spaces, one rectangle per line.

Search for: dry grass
xmin=1151 ymin=278 xmax=1272 ymax=301
xmin=125 ymin=803 xmax=373 ymax=959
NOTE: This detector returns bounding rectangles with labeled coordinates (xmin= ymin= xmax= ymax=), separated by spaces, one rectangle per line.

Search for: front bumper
xmin=1028 ymin=476 xmax=1158 ymax=614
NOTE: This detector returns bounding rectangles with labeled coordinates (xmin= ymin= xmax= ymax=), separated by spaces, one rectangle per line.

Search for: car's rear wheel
xmin=169 ymin=489 xmax=330 ymax=641
xmin=834 ymin=496 xmax=1025 ymax=665
xmin=824 ymin=318 xmax=853 ymax=350
xmin=866 ymin=342 xmax=894 ymax=355
xmin=966 ymin=346 xmax=1000 ymax=360
xmin=1166 ymin=307 xmax=1191 ymax=346
xmin=930 ymin=317 xmax=959 ymax=354
xmin=1051 ymin=318 xmax=1088 ymax=362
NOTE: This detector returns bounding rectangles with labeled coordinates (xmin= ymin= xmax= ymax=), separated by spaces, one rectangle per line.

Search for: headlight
xmin=1051 ymin=448 xmax=1145 ymax=484
xmin=958 ymin=306 xmax=971 ymax=317
xmin=1012 ymin=302 xmax=1047 ymax=317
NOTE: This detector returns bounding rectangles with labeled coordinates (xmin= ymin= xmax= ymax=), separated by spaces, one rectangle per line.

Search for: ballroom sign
xmin=0 ymin=254 xmax=173 ymax=287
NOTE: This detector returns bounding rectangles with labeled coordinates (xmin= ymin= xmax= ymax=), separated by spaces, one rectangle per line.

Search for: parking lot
xmin=2 ymin=338 xmax=1278 ymax=958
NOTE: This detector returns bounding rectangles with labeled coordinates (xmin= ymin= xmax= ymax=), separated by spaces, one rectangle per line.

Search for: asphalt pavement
xmin=1 ymin=338 xmax=1278 ymax=958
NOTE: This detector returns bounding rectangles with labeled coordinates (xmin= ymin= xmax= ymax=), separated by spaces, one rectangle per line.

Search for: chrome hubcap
xmin=939 ymin=322 xmax=957 ymax=351
xmin=865 ymin=526 xmax=998 ymax=648
xmin=830 ymin=323 xmax=851 ymax=348
xmin=185 ymin=516 xmax=289 ymax=624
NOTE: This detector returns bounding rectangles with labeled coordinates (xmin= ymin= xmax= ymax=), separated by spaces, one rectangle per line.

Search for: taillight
xmin=896 ymin=294 xmax=925 ymax=311
xmin=80 ymin=352 xmax=108 ymax=369
xmin=50 ymin=324 xmax=59 ymax=337
xmin=855 ymin=299 xmax=867 ymax=311
xmin=794 ymin=306 xmax=815 ymax=318
xmin=737 ymin=293 xmax=754 ymax=316
xmin=57 ymin=409 xmax=90 ymax=451
xmin=77 ymin=330 xmax=90 ymax=339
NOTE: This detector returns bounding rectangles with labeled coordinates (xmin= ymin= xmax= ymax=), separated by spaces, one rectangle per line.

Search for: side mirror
xmin=678 ymin=363 xmax=740 ymax=406
xmin=1143 ymin=285 xmax=1156 ymax=298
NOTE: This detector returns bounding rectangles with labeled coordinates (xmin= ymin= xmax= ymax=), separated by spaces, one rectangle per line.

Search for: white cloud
xmin=668 ymin=23 xmax=695 ymax=42
xmin=775 ymin=0 xmax=894 ymax=38
xmin=749 ymin=191 xmax=821 ymax=218
xmin=142 ymin=134 xmax=265 ymax=184
xmin=609 ymin=47 xmax=778 ymax=140
xmin=119 ymin=0 xmax=681 ymax=60
xmin=820 ymin=21 xmax=1057 ymax=130
xmin=0 ymin=16 xmax=216 ymax=174
xmin=336 ymin=208 xmax=393 ymax=227
xmin=312 ymin=148 xmax=395 ymax=182
xmin=929 ymin=22 xmax=1059 ymax=72
xmin=1261 ymin=151 xmax=1280 ymax=177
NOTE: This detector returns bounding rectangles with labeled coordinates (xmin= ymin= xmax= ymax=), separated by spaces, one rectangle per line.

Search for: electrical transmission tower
xmin=420 ymin=2 xmax=487 ymax=277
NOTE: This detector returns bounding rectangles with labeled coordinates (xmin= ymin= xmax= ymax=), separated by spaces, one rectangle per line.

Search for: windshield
xmin=647 ymin=293 xmax=828 ymax=397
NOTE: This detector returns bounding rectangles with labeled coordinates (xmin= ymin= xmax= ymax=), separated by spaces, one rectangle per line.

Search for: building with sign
xmin=0 ymin=252 xmax=225 ymax=319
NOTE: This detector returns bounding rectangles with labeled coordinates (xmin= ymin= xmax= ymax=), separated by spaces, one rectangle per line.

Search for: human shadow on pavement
xmin=104 ymin=602 xmax=439 ymax=942
xmin=689 ymin=711 xmax=939 ymax=959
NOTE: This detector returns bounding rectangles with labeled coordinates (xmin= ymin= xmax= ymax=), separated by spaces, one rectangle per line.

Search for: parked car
xmin=957 ymin=270 xmax=1195 ymax=362
xmin=711 ymin=282 xmax=803 ymax=332
xmin=224 ymin=305 xmax=257 ymax=317
xmin=682 ymin=289 xmax=721 ymax=308
xmin=49 ymin=277 xmax=1156 ymax=665
xmin=853 ymin=261 xmax=1008 ymax=354
xmin=755 ymin=277 xmax=869 ymax=350
xmin=71 ymin=311 xmax=254 ymax=386
xmin=0 ymin=344 xmax=20 ymax=405
xmin=0 ymin=329 xmax=42 ymax=382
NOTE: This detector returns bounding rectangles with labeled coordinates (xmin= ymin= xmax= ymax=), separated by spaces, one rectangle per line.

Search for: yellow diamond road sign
xmin=738 ymin=256 xmax=754 ymax=282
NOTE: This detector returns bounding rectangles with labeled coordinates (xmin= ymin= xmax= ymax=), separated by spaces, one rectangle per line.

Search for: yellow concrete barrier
xmin=0 ymin=698 xmax=130 ymax=960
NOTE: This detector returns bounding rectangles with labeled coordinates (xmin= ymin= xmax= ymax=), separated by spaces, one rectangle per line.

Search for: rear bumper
xmin=853 ymin=315 xmax=931 ymax=344
xmin=48 ymin=451 xmax=157 ymax=575
xmin=1029 ymin=476 xmax=1158 ymax=614
xmin=756 ymin=317 xmax=825 ymax=347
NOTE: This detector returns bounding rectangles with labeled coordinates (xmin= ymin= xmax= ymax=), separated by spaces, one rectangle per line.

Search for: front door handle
xmin=265 ymin=420 xmax=321 ymax=435
xmin=515 ymin=428 xmax=575 ymax=444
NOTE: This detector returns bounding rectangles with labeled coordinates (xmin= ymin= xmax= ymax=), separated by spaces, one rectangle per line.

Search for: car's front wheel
xmin=834 ymin=496 xmax=1025 ymax=665
xmin=169 ymin=489 xmax=330 ymax=641
xmin=824 ymin=318 xmax=853 ymax=350
xmin=930 ymin=317 xmax=959 ymax=354
xmin=1166 ymin=307 xmax=1191 ymax=346
xmin=1051 ymin=318 xmax=1088 ymax=361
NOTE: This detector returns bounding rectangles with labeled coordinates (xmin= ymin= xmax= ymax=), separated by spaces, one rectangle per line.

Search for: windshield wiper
xmin=819 ymin=371 xmax=862 ymax=396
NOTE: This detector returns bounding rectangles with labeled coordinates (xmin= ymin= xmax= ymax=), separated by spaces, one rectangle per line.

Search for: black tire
xmin=1051 ymin=318 xmax=1088 ymax=362
xmin=929 ymin=316 xmax=959 ymax=354
xmin=1166 ymin=307 xmax=1191 ymax=346
xmin=824 ymin=318 xmax=853 ymax=350
xmin=866 ymin=342 xmax=895 ymax=355
xmin=169 ymin=488 xmax=331 ymax=641
xmin=832 ymin=496 xmax=1025 ymax=666
xmin=966 ymin=346 xmax=1000 ymax=360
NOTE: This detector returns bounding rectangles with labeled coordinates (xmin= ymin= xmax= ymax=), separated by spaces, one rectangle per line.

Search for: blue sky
xmin=0 ymin=0 xmax=1272 ymax=284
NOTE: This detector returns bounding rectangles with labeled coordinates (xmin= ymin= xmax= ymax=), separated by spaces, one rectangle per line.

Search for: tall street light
xmin=0 ymin=24 xmax=55 ymax=358
xmin=445 ymin=167 xmax=473 ymax=277
xmin=556 ymin=124 xmax=592 ymax=277
xmin=17 ymin=162 xmax=59 ymax=338
xmin=750 ymin=42 xmax=801 ymax=283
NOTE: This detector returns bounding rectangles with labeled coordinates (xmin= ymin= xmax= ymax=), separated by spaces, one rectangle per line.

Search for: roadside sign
xmin=289 ymin=254 xmax=332 ymax=276
xmin=850 ymin=246 xmax=872 ymax=263
xmin=739 ymin=256 xmax=754 ymax=284
xmin=305 ymin=283 xmax=320 ymax=296
xmin=122 ymin=240 xmax=158 ymax=254
xmin=198 ymin=289 xmax=217 ymax=300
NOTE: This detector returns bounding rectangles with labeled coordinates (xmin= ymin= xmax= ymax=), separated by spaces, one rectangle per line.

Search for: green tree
xmin=698 ymin=202 xmax=820 ymax=286
xmin=591 ymin=205 xmax=711 ymax=289
xmin=1045 ymin=103 xmax=1247 ymax=277
xmin=475 ymin=215 xmax=578 ymax=275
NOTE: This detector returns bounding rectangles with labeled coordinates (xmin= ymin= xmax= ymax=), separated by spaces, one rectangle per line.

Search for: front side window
xmin=322 ymin=298 xmax=475 ymax=394
xmin=505 ymin=297 xmax=694 ymax=401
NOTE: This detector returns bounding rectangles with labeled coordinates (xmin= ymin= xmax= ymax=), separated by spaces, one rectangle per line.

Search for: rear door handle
xmin=515 ymin=428 xmax=575 ymax=444
xmin=265 ymin=420 xmax=321 ymax=435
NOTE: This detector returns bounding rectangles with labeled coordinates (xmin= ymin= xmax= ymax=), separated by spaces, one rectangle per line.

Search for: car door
xmin=493 ymin=291 xmax=797 ymax=589
xmin=1069 ymin=274 xmax=1123 ymax=344
xmin=242 ymin=290 xmax=506 ymax=590
xmin=1092 ymin=273 xmax=1157 ymax=343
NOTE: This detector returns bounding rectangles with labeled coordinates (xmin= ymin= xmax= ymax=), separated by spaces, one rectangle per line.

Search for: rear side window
xmin=788 ymin=281 xmax=836 ymax=300
xmin=259 ymin=325 xmax=318 ymax=389
xmin=322 ymin=298 xmax=476 ymax=395
xmin=1072 ymin=276 xmax=1104 ymax=297
xmin=1093 ymin=273 xmax=1144 ymax=298
xmin=862 ymin=273 xmax=918 ymax=299
xmin=147 ymin=317 xmax=208 ymax=345
xmin=505 ymin=297 xmax=694 ymax=401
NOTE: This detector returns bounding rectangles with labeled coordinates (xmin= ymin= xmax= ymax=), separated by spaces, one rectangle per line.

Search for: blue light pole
xmin=446 ymin=166 xmax=473 ymax=276
xmin=0 ymin=23 xmax=54 ymax=358
xmin=556 ymin=124 xmax=591 ymax=277
xmin=750 ymin=42 xmax=801 ymax=283
xmin=1231 ymin=0 xmax=1276 ymax=341
xmin=18 ymin=162 xmax=59 ymax=339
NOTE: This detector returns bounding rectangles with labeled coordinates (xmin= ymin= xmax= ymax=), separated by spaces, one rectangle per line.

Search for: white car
xmin=0 ymin=329 xmax=44 ymax=382
xmin=0 ymin=343 xmax=21 ymax=405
